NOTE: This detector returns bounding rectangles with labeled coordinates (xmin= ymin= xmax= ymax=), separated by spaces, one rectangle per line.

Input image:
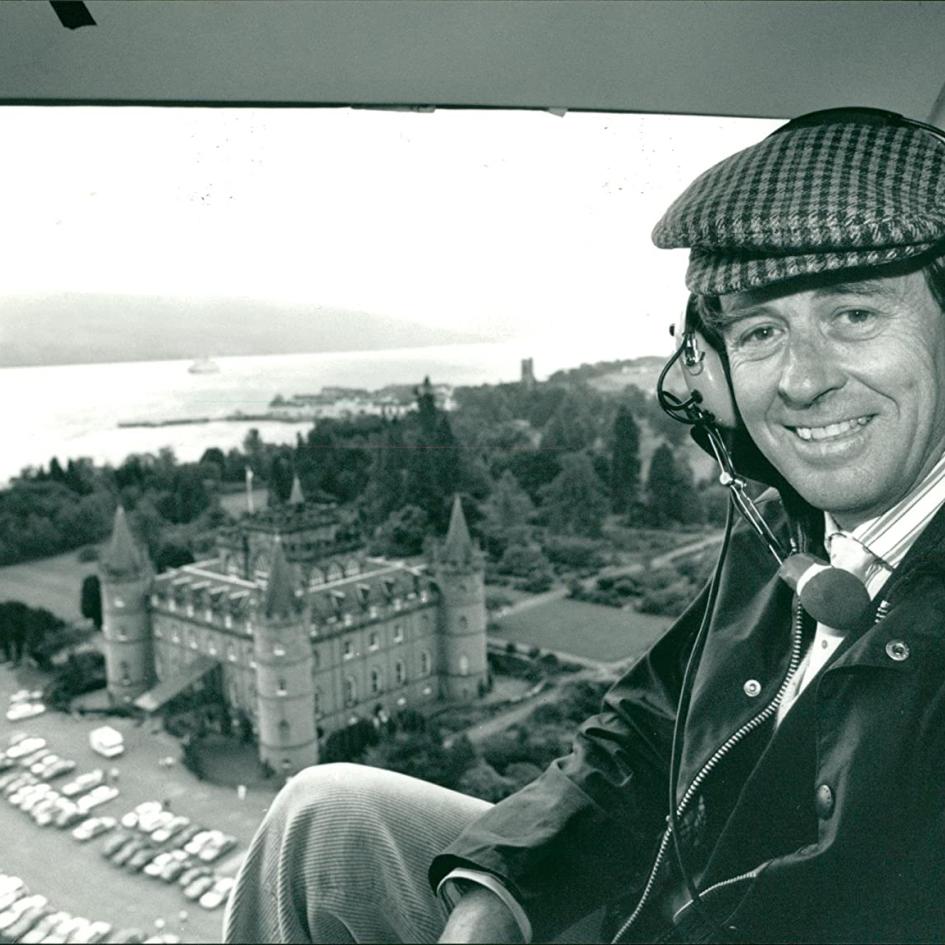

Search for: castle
xmin=97 ymin=486 xmax=487 ymax=776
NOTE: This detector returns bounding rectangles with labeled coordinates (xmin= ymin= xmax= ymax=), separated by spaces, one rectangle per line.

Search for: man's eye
xmin=838 ymin=308 xmax=873 ymax=325
xmin=733 ymin=324 xmax=779 ymax=349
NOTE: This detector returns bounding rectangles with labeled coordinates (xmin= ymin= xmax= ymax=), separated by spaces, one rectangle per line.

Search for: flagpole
xmin=246 ymin=467 xmax=255 ymax=514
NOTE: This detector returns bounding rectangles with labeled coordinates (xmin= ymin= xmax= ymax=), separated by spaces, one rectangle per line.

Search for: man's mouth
xmin=790 ymin=415 xmax=873 ymax=442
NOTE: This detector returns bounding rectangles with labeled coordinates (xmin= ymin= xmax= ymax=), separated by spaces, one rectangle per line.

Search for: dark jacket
xmin=430 ymin=497 xmax=945 ymax=944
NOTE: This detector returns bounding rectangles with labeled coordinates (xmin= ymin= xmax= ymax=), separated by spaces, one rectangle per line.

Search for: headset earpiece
xmin=669 ymin=299 xmax=739 ymax=428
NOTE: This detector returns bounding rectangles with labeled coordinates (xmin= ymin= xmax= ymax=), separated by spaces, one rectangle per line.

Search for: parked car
xmin=77 ymin=784 xmax=119 ymax=813
xmin=17 ymin=747 xmax=51 ymax=768
xmin=182 ymin=874 xmax=216 ymax=900
xmin=19 ymin=909 xmax=69 ymax=942
xmin=0 ymin=894 xmax=47 ymax=932
xmin=6 ymin=702 xmax=45 ymax=722
xmin=80 ymin=919 xmax=114 ymax=944
xmin=151 ymin=815 xmax=190 ymax=844
xmin=7 ymin=736 xmax=45 ymax=758
xmin=101 ymin=831 xmax=135 ymax=857
xmin=61 ymin=769 xmax=104 ymax=798
xmin=199 ymin=876 xmax=235 ymax=910
xmin=37 ymin=757 xmax=76 ymax=781
xmin=4 ymin=907 xmax=51 ymax=941
xmin=111 ymin=838 xmax=149 ymax=867
xmin=106 ymin=928 xmax=145 ymax=944
xmin=176 ymin=867 xmax=209 ymax=888
xmin=72 ymin=816 xmax=116 ymax=842
xmin=0 ymin=754 xmax=17 ymax=772
xmin=121 ymin=801 xmax=162 ymax=830
xmin=0 ymin=876 xmax=27 ymax=913
xmin=53 ymin=799 xmax=85 ymax=829
xmin=3 ymin=773 xmax=38 ymax=797
xmin=166 ymin=823 xmax=202 ymax=849
xmin=88 ymin=726 xmax=124 ymax=759
xmin=138 ymin=809 xmax=174 ymax=835
xmin=125 ymin=846 xmax=159 ymax=872
xmin=159 ymin=859 xmax=190 ymax=883
xmin=198 ymin=832 xmax=237 ymax=863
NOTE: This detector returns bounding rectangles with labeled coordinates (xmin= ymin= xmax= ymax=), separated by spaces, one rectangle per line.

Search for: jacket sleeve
xmin=428 ymin=582 xmax=712 ymax=941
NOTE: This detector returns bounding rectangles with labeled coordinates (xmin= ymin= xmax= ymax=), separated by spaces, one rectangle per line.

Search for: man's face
xmin=719 ymin=269 xmax=945 ymax=528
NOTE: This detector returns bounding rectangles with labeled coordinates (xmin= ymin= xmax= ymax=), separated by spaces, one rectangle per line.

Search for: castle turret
xmin=253 ymin=538 xmax=318 ymax=776
xmin=434 ymin=495 xmax=487 ymax=701
xmin=99 ymin=506 xmax=155 ymax=704
xmin=288 ymin=474 xmax=305 ymax=507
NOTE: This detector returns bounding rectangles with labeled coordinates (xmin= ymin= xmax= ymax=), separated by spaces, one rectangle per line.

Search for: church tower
xmin=99 ymin=506 xmax=155 ymax=704
xmin=253 ymin=538 xmax=318 ymax=776
xmin=433 ymin=495 xmax=487 ymax=701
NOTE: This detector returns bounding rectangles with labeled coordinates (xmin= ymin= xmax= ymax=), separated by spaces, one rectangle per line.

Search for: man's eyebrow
xmin=715 ymin=279 xmax=899 ymax=328
xmin=809 ymin=280 xmax=898 ymax=300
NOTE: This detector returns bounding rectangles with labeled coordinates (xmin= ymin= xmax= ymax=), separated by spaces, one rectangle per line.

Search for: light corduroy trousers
xmin=222 ymin=762 xmax=492 ymax=944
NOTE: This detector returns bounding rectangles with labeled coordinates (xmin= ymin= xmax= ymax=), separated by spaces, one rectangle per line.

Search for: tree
xmin=646 ymin=443 xmax=705 ymax=526
xmin=540 ymin=452 xmax=610 ymax=537
xmin=610 ymin=407 xmax=641 ymax=514
xmin=477 ymin=470 xmax=535 ymax=557
xmin=369 ymin=505 xmax=430 ymax=558
xmin=80 ymin=575 xmax=103 ymax=629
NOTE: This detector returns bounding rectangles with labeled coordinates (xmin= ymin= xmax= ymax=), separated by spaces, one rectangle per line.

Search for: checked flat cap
xmin=652 ymin=114 xmax=945 ymax=295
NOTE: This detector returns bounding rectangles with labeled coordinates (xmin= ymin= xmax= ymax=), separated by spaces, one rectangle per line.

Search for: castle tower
xmin=433 ymin=495 xmax=487 ymax=701
xmin=520 ymin=357 xmax=536 ymax=390
xmin=253 ymin=538 xmax=318 ymax=776
xmin=99 ymin=506 xmax=155 ymax=705
xmin=288 ymin=474 xmax=305 ymax=507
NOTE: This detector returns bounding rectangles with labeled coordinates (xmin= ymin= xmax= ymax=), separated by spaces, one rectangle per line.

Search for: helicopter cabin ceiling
xmin=1 ymin=1 xmax=944 ymax=122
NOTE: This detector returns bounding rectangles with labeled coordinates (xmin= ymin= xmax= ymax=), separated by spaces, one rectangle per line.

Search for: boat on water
xmin=188 ymin=357 xmax=220 ymax=375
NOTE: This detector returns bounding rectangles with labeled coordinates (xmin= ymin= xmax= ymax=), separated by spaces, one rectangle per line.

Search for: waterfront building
xmin=98 ymin=487 xmax=487 ymax=776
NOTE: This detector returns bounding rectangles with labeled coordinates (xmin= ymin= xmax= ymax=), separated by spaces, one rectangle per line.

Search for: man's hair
xmin=696 ymin=251 xmax=945 ymax=350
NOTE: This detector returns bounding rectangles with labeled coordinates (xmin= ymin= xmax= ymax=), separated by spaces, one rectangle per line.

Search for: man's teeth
xmin=794 ymin=417 xmax=871 ymax=441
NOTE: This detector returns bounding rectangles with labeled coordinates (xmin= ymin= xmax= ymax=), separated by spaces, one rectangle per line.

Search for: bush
xmin=637 ymin=582 xmax=693 ymax=617
xmin=43 ymin=650 xmax=106 ymax=709
xmin=76 ymin=545 xmax=99 ymax=562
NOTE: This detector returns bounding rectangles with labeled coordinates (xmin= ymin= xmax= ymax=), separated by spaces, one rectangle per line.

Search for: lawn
xmin=492 ymin=598 xmax=672 ymax=664
xmin=0 ymin=548 xmax=101 ymax=621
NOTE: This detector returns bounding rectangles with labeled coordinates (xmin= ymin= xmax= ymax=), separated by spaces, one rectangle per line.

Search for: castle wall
xmin=101 ymin=573 xmax=154 ymax=704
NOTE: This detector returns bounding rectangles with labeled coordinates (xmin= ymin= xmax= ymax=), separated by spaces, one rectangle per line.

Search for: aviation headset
xmin=611 ymin=107 xmax=945 ymax=944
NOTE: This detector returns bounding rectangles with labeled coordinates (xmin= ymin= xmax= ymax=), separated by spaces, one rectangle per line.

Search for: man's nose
xmin=776 ymin=334 xmax=845 ymax=408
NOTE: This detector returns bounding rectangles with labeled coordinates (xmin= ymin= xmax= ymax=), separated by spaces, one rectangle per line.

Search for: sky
xmin=0 ymin=106 xmax=781 ymax=362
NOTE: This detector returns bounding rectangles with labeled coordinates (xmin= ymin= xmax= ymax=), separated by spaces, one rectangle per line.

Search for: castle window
xmin=119 ymin=661 xmax=130 ymax=687
xmin=459 ymin=654 xmax=470 ymax=676
xmin=422 ymin=685 xmax=432 ymax=697
xmin=154 ymin=627 xmax=163 ymax=639
xmin=186 ymin=602 xmax=194 ymax=617
xmin=172 ymin=631 xmax=180 ymax=644
xmin=277 ymin=677 xmax=287 ymax=696
xmin=369 ymin=605 xmax=378 ymax=619
xmin=227 ymin=644 xmax=236 ymax=662
xmin=370 ymin=668 xmax=382 ymax=695
xmin=188 ymin=630 xmax=198 ymax=649
xmin=419 ymin=591 xmax=429 ymax=603
xmin=368 ymin=632 xmax=379 ymax=651
xmin=343 ymin=640 xmax=354 ymax=660
xmin=278 ymin=719 xmax=290 ymax=739
xmin=393 ymin=623 xmax=403 ymax=643
xmin=393 ymin=598 xmax=402 ymax=611
xmin=396 ymin=696 xmax=406 ymax=707
xmin=273 ymin=643 xmax=286 ymax=658
xmin=343 ymin=613 xmax=353 ymax=627
xmin=114 ymin=597 xmax=125 ymax=609
xmin=312 ymin=649 xmax=320 ymax=669
xmin=224 ymin=613 xmax=232 ymax=629
xmin=344 ymin=676 xmax=357 ymax=707
xmin=168 ymin=598 xmax=176 ymax=612
xmin=117 ymin=627 xmax=127 ymax=641
xmin=395 ymin=660 xmax=406 ymax=686
xmin=459 ymin=616 xmax=468 ymax=631
xmin=208 ymin=640 xmax=217 ymax=656
xmin=420 ymin=651 xmax=431 ymax=677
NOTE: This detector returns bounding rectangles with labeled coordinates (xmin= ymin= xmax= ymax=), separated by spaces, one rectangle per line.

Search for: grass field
xmin=0 ymin=549 xmax=101 ymax=621
xmin=492 ymin=597 xmax=672 ymax=664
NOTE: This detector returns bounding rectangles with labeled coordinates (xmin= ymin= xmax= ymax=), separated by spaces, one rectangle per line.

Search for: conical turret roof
xmin=262 ymin=537 xmax=300 ymax=620
xmin=288 ymin=474 xmax=305 ymax=506
xmin=101 ymin=506 xmax=147 ymax=577
xmin=442 ymin=494 xmax=473 ymax=561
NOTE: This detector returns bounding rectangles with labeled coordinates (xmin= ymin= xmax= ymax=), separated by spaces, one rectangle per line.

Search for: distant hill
xmin=0 ymin=293 xmax=486 ymax=368
xmin=548 ymin=356 xmax=666 ymax=394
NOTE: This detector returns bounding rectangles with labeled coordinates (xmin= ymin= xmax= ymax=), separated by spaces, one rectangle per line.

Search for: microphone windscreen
xmin=778 ymin=554 xmax=872 ymax=631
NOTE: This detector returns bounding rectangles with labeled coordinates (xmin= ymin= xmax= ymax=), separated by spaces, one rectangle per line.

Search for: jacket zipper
xmin=611 ymin=601 xmax=805 ymax=943
xmin=670 ymin=862 xmax=769 ymax=925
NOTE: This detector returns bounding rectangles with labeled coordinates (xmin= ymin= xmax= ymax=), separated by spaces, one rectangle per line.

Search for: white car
xmin=138 ymin=809 xmax=174 ymax=835
xmin=7 ymin=737 xmax=45 ymax=759
xmin=9 ymin=689 xmax=42 ymax=705
xmin=6 ymin=702 xmax=45 ymax=722
xmin=198 ymin=876 xmax=235 ymax=910
xmin=71 ymin=816 xmax=116 ymax=842
xmin=61 ymin=770 xmax=104 ymax=798
xmin=151 ymin=814 xmax=190 ymax=844
xmin=75 ymin=919 xmax=111 ymax=944
xmin=120 ymin=800 xmax=162 ymax=830
xmin=0 ymin=895 xmax=48 ymax=931
xmin=76 ymin=784 xmax=118 ymax=813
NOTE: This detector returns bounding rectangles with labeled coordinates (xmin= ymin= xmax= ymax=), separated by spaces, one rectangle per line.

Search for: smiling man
xmin=224 ymin=110 xmax=945 ymax=945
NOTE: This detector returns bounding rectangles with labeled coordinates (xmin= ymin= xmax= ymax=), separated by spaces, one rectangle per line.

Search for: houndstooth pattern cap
xmin=652 ymin=115 xmax=945 ymax=296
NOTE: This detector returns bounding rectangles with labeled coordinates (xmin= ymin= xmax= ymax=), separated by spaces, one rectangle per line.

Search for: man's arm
xmin=437 ymin=887 xmax=524 ymax=944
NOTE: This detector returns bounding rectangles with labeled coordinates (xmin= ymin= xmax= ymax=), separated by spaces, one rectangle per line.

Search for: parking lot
xmin=0 ymin=663 xmax=280 ymax=943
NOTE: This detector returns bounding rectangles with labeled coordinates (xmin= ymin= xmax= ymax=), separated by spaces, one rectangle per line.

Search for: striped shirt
xmin=778 ymin=448 xmax=945 ymax=723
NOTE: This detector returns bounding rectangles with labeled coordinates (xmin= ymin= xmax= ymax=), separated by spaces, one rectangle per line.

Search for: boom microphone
xmin=778 ymin=553 xmax=872 ymax=631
